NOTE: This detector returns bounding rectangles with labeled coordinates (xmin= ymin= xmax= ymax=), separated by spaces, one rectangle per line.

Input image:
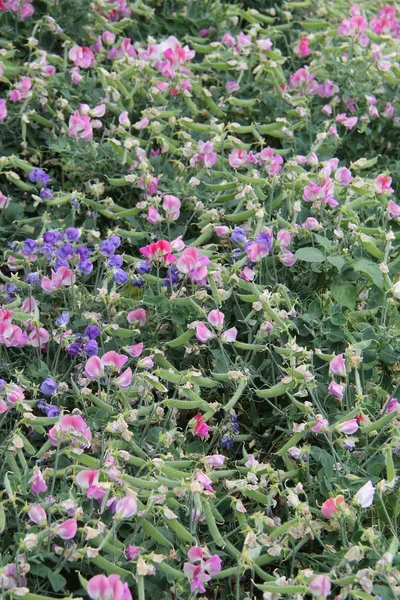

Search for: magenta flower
xmin=193 ymin=413 xmax=210 ymax=438
xmin=127 ymin=309 xmax=147 ymax=326
xmin=381 ymin=396 xmax=398 ymax=414
xmin=183 ymin=546 xmax=222 ymax=594
xmin=87 ymin=574 xmax=132 ymax=600
xmin=294 ymin=37 xmax=311 ymax=57
xmin=176 ymin=247 xmax=210 ymax=284
xmin=29 ymin=469 xmax=47 ymax=496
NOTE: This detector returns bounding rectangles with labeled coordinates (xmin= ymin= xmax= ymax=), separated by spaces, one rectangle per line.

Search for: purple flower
xmin=25 ymin=272 xmax=41 ymax=285
xmin=84 ymin=325 xmax=100 ymax=339
xmin=83 ymin=339 xmax=98 ymax=356
xmin=76 ymin=245 xmax=90 ymax=259
xmin=67 ymin=342 xmax=82 ymax=356
xmin=99 ymin=239 xmax=116 ymax=257
xmin=29 ymin=168 xmax=52 ymax=186
xmin=113 ymin=268 xmax=128 ymax=285
xmin=43 ymin=231 xmax=63 ymax=245
xmin=36 ymin=400 xmax=60 ymax=418
xmin=231 ymin=227 xmax=247 ymax=244
xmin=136 ymin=261 xmax=151 ymax=275
xmin=163 ymin=266 xmax=180 ymax=288
xmin=22 ymin=239 xmax=38 ymax=255
xmin=55 ymin=312 xmax=70 ymax=327
xmin=56 ymin=243 xmax=74 ymax=262
xmin=40 ymin=188 xmax=54 ymax=200
xmin=40 ymin=378 xmax=58 ymax=396
xmin=78 ymin=260 xmax=93 ymax=275
xmin=108 ymin=255 xmax=123 ymax=268
xmin=65 ymin=227 xmax=80 ymax=242
xmin=131 ymin=277 xmax=144 ymax=288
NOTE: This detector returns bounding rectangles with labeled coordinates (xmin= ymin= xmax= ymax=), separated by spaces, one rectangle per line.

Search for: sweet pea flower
xmin=330 ymin=353 xmax=346 ymax=377
xmin=0 ymin=99 xmax=7 ymax=123
xmin=221 ymin=327 xmax=238 ymax=343
xmin=147 ymin=206 xmax=162 ymax=225
xmin=87 ymin=574 xmax=132 ymax=600
xmin=127 ymin=309 xmax=146 ymax=326
xmin=328 ymin=381 xmax=344 ymax=400
xmin=75 ymin=469 xmax=100 ymax=489
xmin=140 ymin=240 xmax=176 ymax=265
xmin=126 ymin=342 xmax=144 ymax=357
xmin=57 ymin=518 xmax=78 ymax=540
xmin=294 ymin=37 xmax=311 ymax=57
xmin=205 ymin=455 xmax=226 ymax=467
xmin=381 ymin=396 xmax=398 ymax=414
xmin=115 ymin=496 xmax=137 ymax=519
xmin=184 ymin=546 xmax=222 ymax=594
xmin=354 ymin=480 xmax=375 ymax=508
xmin=207 ymin=309 xmax=224 ymax=329
xmin=387 ymin=200 xmax=400 ymax=219
xmin=196 ymin=322 xmax=214 ymax=343
xmin=176 ymin=247 xmax=210 ymax=284
xmin=29 ymin=469 xmax=47 ymax=496
xmin=68 ymin=110 xmax=93 ymax=141
xmin=374 ymin=174 xmax=394 ymax=195
xmin=309 ymin=575 xmax=331 ymax=597
xmin=162 ymin=194 xmax=181 ymax=221
xmin=116 ymin=368 xmax=132 ymax=389
xmin=69 ymin=45 xmax=95 ymax=68
xmin=193 ymin=413 xmax=209 ymax=438
xmin=190 ymin=140 xmax=216 ymax=169
xmin=311 ymin=415 xmax=329 ymax=433
xmin=48 ymin=414 xmax=92 ymax=448
xmin=28 ymin=504 xmax=47 ymax=526
xmin=321 ymin=494 xmax=346 ymax=518
xmin=337 ymin=418 xmax=359 ymax=435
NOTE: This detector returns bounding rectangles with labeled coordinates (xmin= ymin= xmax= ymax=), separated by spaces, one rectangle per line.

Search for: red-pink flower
xmin=140 ymin=239 xmax=176 ymax=265
xmin=76 ymin=469 xmax=100 ymax=489
xmin=193 ymin=413 xmax=210 ymax=438
xmin=321 ymin=494 xmax=346 ymax=518
xmin=48 ymin=414 xmax=92 ymax=448
xmin=57 ymin=518 xmax=78 ymax=540
xmin=87 ymin=574 xmax=132 ymax=600
xmin=294 ymin=37 xmax=311 ymax=57
xmin=69 ymin=46 xmax=95 ymax=69
xmin=176 ymin=247 xmax=210 ymax=284
xmin=375 ymin=174 xmax=394 ymax=195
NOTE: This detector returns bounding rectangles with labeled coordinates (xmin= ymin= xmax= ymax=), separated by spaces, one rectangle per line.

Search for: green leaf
xmin=327 ymin=255 xmax=345 ymax=271
xmin=294 ymin=247 xmax=325 ymax=263
xmin=313 ymin=234 xmax=332 ymax=250
xmin=353 ymin=258 xmax=384 ymax=290
xmin=48 ymin=571 xmax=67 ymax=592
xmin=331 ymin=281 xmax=357 ymax=309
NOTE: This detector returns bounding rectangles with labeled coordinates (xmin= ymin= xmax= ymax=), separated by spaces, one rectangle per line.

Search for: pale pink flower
xmin=162 ymin=194 xmax=181 ymax=221
xmin=57 ymin=518 xmax=78 ymax=540
xmin=69 ymin=46 xmax=95 ymax=68
xmin=387 ymin=200 xmax=400 ymax=219
xmin=337 ymin=418 xmax=359 ymax=435
xmin=147 ymin=206 xmax=162 ymax=225
xmin=115 ymin=496 xmax=137 ymax=519
xmin=328 ymin=381 xmax=344 ymax=400
xmin=0 ymin=99 xmax=7 ymax=123
xmin=29 ymin=469 xmax=47 ymax=496
xmin=127 ymin=309 xmax=146 ymax=326
xmin=196 ymin=322 xmax=214 ymax=343
xmin=76 ymin=469 xmax=100 ymax=489
xmin=330 ymin=353 xmax=346 ymax=377
xmin=28 ymin=327 xmax=49 ymax=348
xmin=126 ymin=343 xmax=144 ymax=358
xmin=87 ymin=574 xmax=132 ymax=600
xmin=311 ymin=415 xmax=329 ymax=433
xmin=68 ymin=110 xmax=93 ymax=141
xmin=117 ymin=368 xmax=132 ymax=389
xmin=28 ymin=504 xmax=47 ymax=526
xmin=221 ymin=327 xmax=238 ymax=343
xmin=309 ymin=574 xmax=331 ymax=597
xmin=183 ymin=546 xmax=222 ymax=594
xmin=207 ymin=309 xmax=224 ymax=329
xmin=354 ymin=480 xmax=375 ymax=508
xmin=258 ymin=147 xmax=284 ymax=177
xmin=48 ymin=414 xmax=92 ymax=448
xmin=176 ymin=247 xmax=210 ymax=284
xmin=205 ymin=455 xmax=226 ymax=467
xmin=335 ymin=167 xmax=353 ymax=185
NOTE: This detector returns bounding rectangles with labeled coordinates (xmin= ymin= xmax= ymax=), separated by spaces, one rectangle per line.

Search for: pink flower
xmin=207 ymin=309 xmax=224 ymax=329
xmin=239 ymin=267 xmax=255 ymax=281
xmin=127 ymin=309 xmax=146 ymax=326
xmin=328 ymin=381 xmax=344 ymax=400
xmin=126 ymin=342 xmax=144 ymax=358
xmin=193 ymin=413 xmax=210 ymax=438
xmin=68 ymin=110 xmax=93 ymax=141
xmin=214 ymin=226 xmax=230 ymax=238
xmin=225 ymin=81 xmax=240 ymax=93
xmin=258 ymin=147 xmax=284 ymax=177
xmin=335 ymin=167 xmax=353 ymax=185
xmin=28 ymin=504 xmax=47 ymax=526
xmin=280 ymin=250 xmax=297 ymax=267
xmin=294 ymin=37 xmax=311 ymax=57
xmin=176 ymin=247 xmax=210 ymax=285
xmin=381 ymin=396 xmax=398 ymax=414
xmin=119 ymin=111 xmax=130 ymax=127
xmin=221 ymin=327 xmax=238 ymax=343
xmin=57 ymin=518 xmax=78 ymax=540
xmin=28 ymin=327 xmax=49 ymax=348
xmin=277 ymin=230 xmax=292 ymax=248
xmin=375 ymin=174 xmax=394 ymax=195
xmin=117 ymin=367 xmax=132 ymax=389
xmin=229 ymin=148 xmax=248 ymax=169
xmin=196 ymin=322 xmax=214 ymax=343
xmin=69 ymin=46 xmax=95 ymax=69
xmin=147 ymin=206 xmax=162 ymax=225
xmin=309 ymin=574 xmax=331 ymax=597
xmin=330 ymin=353 xmax=346 ymax=377
xmin=190 ymin=140 xmax=216 ymax=169
xmin=337 ymin=418 xmax=359 ymax=435
xmin=87 ymin=574 xmax=132 ymax=600
xmin=257 ymin=38 xmax=273 ymax=51
xmin=29 ymin=469 xmax=47 ymax=496
xmin=115 ymin=496 xmax=137 ymax=519
xmin=0 ymin=99 xmax=7 ymax=123
xmin=41 ymin=266 xmax=75 ymax=293
xmin=205 ymin=455 xmax=226 ymax=467
xmin=354 ymin=480 xmax=375 ymax=508
xmin=317 ymin=79 xmax=339 ymax=98
xmin=102 ymin=351 xmax=128 ymax=372
xmin=387 ymin=200 xmax=400 ymax=219
xmin=183 ymin=546 xmax=222 ymax=594
xmin=321 ymin=494 xmax=345 ymax=518
xmin=48 ymin=414 xmax=92 ymax=448
xmin=162 ymin=194 xmax=181 ymax=221
xmin=336 ymin=113 xmax=358 ymax=129
xmin=311 ymin=415 xmax=329 ymax=433
xmin=84 ymin=356 xmax=104 ymax=380
xmin=76 ymin=469 xmax=100 ymax=489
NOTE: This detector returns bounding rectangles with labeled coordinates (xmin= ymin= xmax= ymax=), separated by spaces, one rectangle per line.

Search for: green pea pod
xmin=17 ymin=433 xmax=36 ymax=455
xmin=225 ymin=209 xmax=256 ymax=223
xmin=213 ymin=566 xmax=241 ymax=579
xmin=192 ymin=224 xmax=214 ymax=247
xmin=209 ymin=470 xmax=237 ymax=480
xmin=18 ymin=595 xmax=71 ymax=600
xmin=269 ymin=518 xmax=299 ymax=539
xmin=180 ymin=118 xmax=212 ymax=133
xmin=165 ymin=329 xmax=195 ymax=348
xmin=168 ymin=518 xmax=196 ymax=543
xmin=109 ymin=178 xmax=130 ymax=187
xmin=90 ymin=555 xmax=133 ymax=580
xmin=205 ymin=181 xmax=237 ymax=191
xmin=0 ymin=503 xmax=6 ymax=533
xmin=116 ymin=228 xmax=148 ymax=240
xmin=156 ymin=368 xmax=185 ymax=384
xmin=224 ymin=379 xmax=247 ymax=412
xmin=182 ymin=388 xmax=210 ymax=410
xmin=73 ymin=454 xmax=101 ymax=468
xmin=6 ymin=451 xmax=22 ymax=477
xmin=256 ymin=380 xmax=296 ymax=399
xmin=165 ymin=399 xmax=207 ymax=410
xmin=5 ymin=172 xmax=35 ymax=191
xmin=141 ymin=519 xmax=172 ymax=547
xmin=30 ymin=113 xmax=53 ymax=128
xmin=385 ymin=448 xmax=395 ymax=483
xmin=242 ymin=488 xmax=271 ymax=505
xmin=202 ymin=498 xmax=225 ymax=547
xmin=235 ymin=340 xmax=264 ymax=349
xmin=256 ymin=584 xmax=306 ymax=594
xmin=228 ymin=97 xmax=257 ymax=108
xmin=123 ymin=475 xmax=159 ymax=489
xmin=155 ymin=561 xmax=184 ymax=580
xmin=359 ymin=234 xmax=385 ymax=260
xmin=191 ymin=375 xmax=220 ymax=388
xmin=361 ymin=411 xmax=396 ymax=434
xmin=208 ymin=274 xmax=221 ymax=305
xmin=88 ymin=393 xmax=114 ymax=413
xmin=303 ymin=19 xmax=332 ymax=29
